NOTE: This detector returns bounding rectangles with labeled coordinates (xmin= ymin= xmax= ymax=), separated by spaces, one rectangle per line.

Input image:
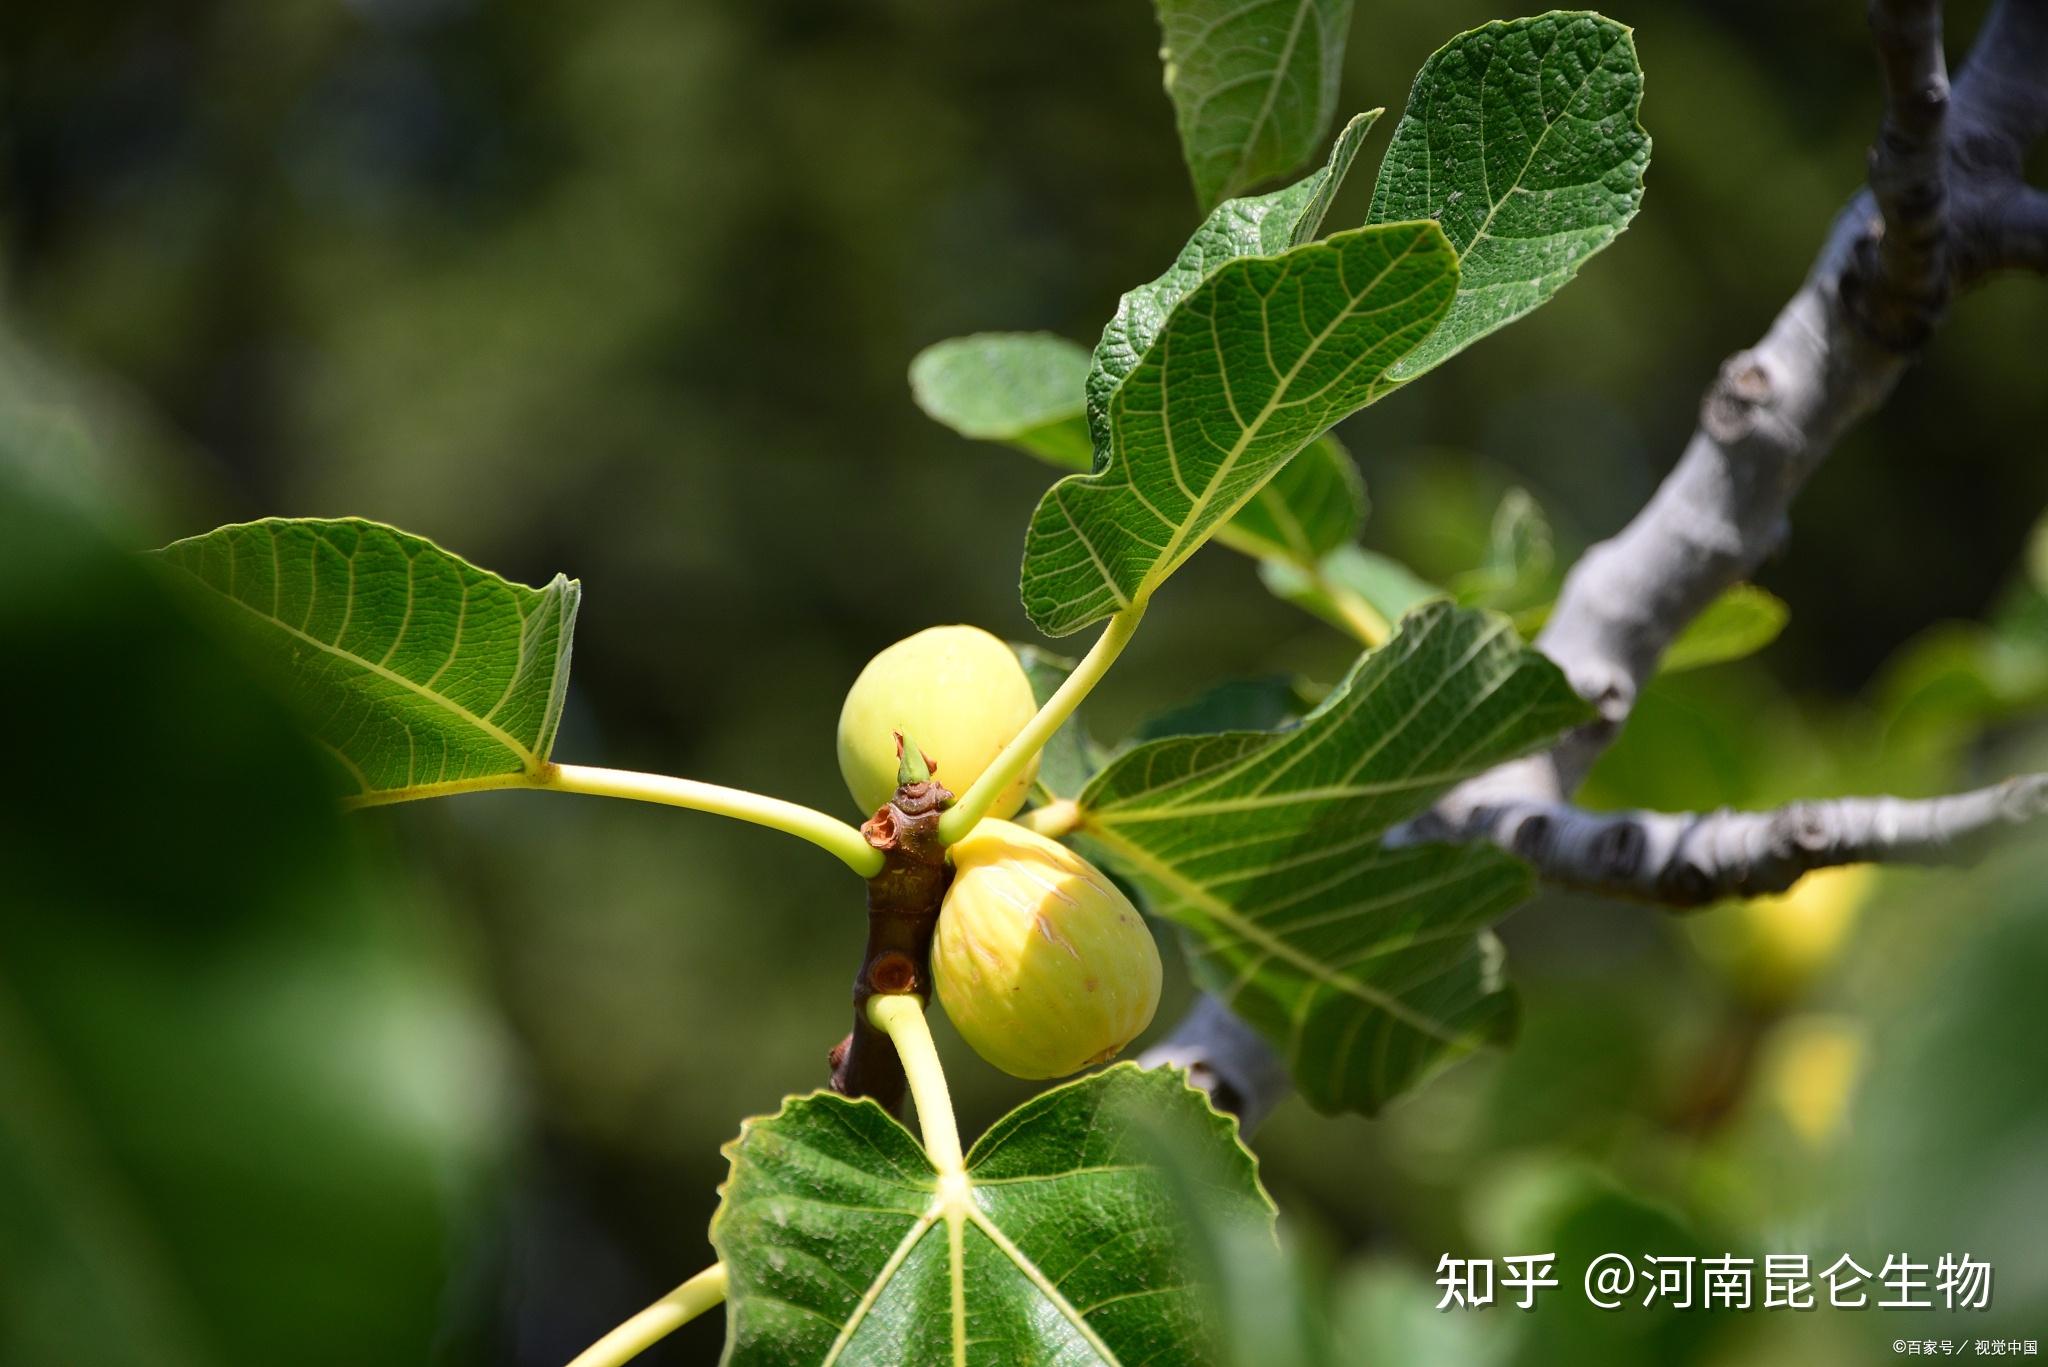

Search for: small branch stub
xmin=829 ymin=763 xmax=956 ymax=1112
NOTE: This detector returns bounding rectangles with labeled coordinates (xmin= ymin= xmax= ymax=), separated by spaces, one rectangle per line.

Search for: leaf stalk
xmin=936 ymin=604 xmax=1146 ymax=844
xmin=867 ymin=994 xmax=963 ymax=1175
xmin=566 ymin=1261 xmax=728 ymax=1367
xmin=544 ymin=764 xmax=884 ymax=877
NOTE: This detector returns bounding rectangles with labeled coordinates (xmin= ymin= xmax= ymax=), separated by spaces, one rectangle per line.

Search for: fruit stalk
xmin=829 ymin=772 xmax=956 ymax=1111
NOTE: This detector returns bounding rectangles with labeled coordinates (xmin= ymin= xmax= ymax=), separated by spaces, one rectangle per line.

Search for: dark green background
xmin=2 ymin=1 xmax=2044 ymax=1363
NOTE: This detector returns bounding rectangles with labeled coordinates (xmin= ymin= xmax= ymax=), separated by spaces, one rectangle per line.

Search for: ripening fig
xmin=933 ymin=819 xmax=1162 ymax=1079
xmin=837 ymin=625 xmax=1039 ymax=817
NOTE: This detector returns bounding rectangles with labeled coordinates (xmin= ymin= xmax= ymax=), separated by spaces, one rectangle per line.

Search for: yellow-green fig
xmin=933 ymin=819 xmax=1162 ymax=1079
xmin=837 ymin=625 xmax=1039 ymax=817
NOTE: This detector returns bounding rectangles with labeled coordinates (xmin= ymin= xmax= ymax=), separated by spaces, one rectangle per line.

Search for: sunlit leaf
xmin=910 ymin=333 xmax=1095 ymax=470
xmin=712 ymin=1064 xmax=1273 ymax=1365
xmin=1023 ymin=223 xmax=1457 ymax=637
xmin=152 ymin=518 xmax=578 ymax=804
xmin=1070 ymin=603 xmax=1590 ymax=1112
xmin=1087 ymin=110 xmax=1379 ymax=461
xmin=913 ymin=334 xmax=1365 ymax=573
xmin=1154 ymin=0 xmax=1356 ymax=211
xmin=1659 ymin=584 xmax=1789 ymax=673
xmin=1367 ymin=12 xmax=1649 ymax=379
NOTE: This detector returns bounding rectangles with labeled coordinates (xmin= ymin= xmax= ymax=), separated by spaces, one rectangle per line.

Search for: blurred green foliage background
xmin=2 ymin=0 xmax=2044 ymax=1363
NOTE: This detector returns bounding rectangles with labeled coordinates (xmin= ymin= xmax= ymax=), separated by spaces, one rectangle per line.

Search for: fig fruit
xmin=933 ymin=819 xmax=1161 ymax=1079
xmin=837 ymin=625 xmax=1039 ymax=818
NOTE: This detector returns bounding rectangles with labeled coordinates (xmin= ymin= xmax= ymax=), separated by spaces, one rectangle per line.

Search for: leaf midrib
xmin=823 ymin=1177 xmax=1126 ymax=1366
xmin=1214 ymin=0 xmax=1316 ymax=200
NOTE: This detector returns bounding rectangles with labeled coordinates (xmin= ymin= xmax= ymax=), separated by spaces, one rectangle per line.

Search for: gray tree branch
xmin=1148 ymin=0 xmax=2048 ymax=1126
xmin=1403 ymin=775 xmax=2048 ymax=907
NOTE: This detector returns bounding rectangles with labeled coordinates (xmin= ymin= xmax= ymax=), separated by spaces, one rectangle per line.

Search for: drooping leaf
xmin=1087 ymin=109 xmax=1380 ymax=461
xmin=1659 ymin=584 xmax=1789 ymax=674
xmin=1154 ymin=0 xmax=1356 ymax=212
xmin=1366 ymin=12 xmax=1650 ymax=379
xmin=152 ymin=518 xmax=579 ymax=804
xmin=1211 ymin=431 xmax=1366 ymax=567
xmin=1069 ymin=603 xmax=1591 ymax=1112
xmin=712 ymin=1064 xmax=1273 ymax=1365
xmin=1259 ymin=543 xmax=1446 ymax=639
xmin=909 ymin=333 xmax=1096 ymax=470
xmin=1023 ymin=222 xmax=1458 ymax=637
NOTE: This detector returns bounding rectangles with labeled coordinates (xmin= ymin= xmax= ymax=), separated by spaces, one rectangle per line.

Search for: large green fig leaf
xmin=1021 ymin=222 xmax=1457 ymax=637
xmin=1154 ymin=0 xmax=1356 ymax=212
xmin=152 ymin=518 xmax=578 ymax=804
xmin=712 ymin=1064 xmax=1273 ymax=1365
xmin=1087 ymin=109 xmax=1379 ymax=462
xmin=1069 ymin=603 xmax=1591 ymax=1112
xmin=1366 ymin=12 xmax=1649 ymax=380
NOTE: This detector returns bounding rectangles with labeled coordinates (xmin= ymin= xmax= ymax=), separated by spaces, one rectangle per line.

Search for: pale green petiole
xmin=935 ymin=604 xmax=1146 ymax=846
xmin=348 ymin=763 xmax=884 ymax=878
xmin=866 ymin=993 xmax=963 ymax=1175
xmin=566 ymin=1261 xmax=729 ymax=1367
xmin=543 ymin=765 xmax=885 ymax=878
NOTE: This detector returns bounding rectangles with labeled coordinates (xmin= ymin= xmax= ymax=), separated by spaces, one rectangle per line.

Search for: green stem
xmin=544 ymin=764 xmax=883 ymax=878
xmin=866 ymin=994 xmax=962 ymax=1175
xmin=936 ymin=605 xmax=1146 ymax=845
xmin=567 ymin=1261 xmax=729 ymax=1367
xmin=1319 ymin=571 xmax=1390 ymax=647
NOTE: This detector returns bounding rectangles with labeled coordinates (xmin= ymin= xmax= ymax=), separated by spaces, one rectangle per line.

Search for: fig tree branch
xmin=1402 ymin=774 xmax=2048 ymax=907
xmin=1146 ymin=0 xmax=2048 ymax=1127
xmin=1505 ymin=0 xmax=2047 ymax=802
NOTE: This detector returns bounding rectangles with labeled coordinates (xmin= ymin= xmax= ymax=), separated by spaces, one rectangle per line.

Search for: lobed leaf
xmin=152 ymin=518 xmax=578 ymax=804
xmin=1087 ymin=109 xmax=1379 ymax=462
xmin=1154 ymin=0 xmax=1356 ymax=212
xmin=1022 ymin=221 xmax=1458 ymax=637
xmin=1069 ymin=603 xmax=1591 ymax=1112
xmin=1366 ymin=11 xmax=1650 ymax=380
xmin=712 ymin=1065 xmax=1273 ymax=1365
